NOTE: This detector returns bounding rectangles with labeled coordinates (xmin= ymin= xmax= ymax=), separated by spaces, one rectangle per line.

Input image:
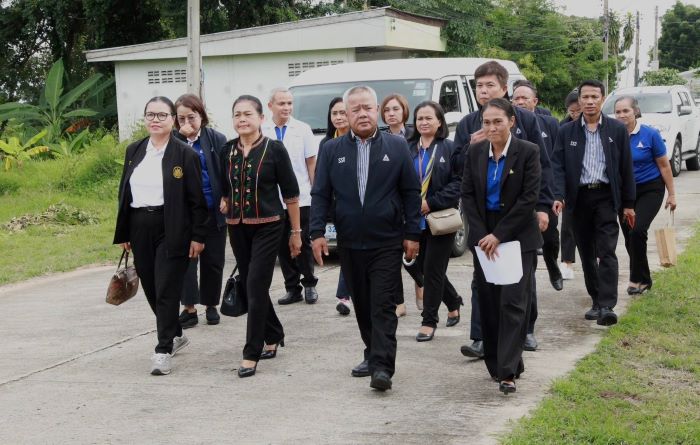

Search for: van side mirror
xmin=679 ymin=105 xmax=692 ymax=116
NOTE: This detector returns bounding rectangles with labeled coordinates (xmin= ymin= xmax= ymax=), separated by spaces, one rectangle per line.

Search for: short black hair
xmin=144 ymin=96 xmax=175 ymax=115
xmin=512 ymin=79 xmax=538 ymax=97
xmin=232 ymin=95 xmax=263 ymax=115
xmin=565 ymin=89 xmax=579 ymax=107
xmin=482 ymin=97 xmax=516 ymax=120
xmin=577 ymin=80 xmax=605 ymax=96
xmin=407 ymin=101 xmax=450 ymax=143
xmin=325 ymin=97 xmax=344 ymax=140
xmin=474 ymin=61 xmax=509 ymax=87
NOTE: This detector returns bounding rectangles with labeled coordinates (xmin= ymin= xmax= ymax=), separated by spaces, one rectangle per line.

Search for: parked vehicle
xmin=289 ymin=57 xmax=526 ymax=257
xmin=603 ymin=85 xmax=700 ymax=177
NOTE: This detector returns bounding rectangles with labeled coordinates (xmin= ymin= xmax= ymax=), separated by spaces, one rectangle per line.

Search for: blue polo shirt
xmin=630 ymin=123 xmax=666 ymax=184
xmin=486 ymin=136 xmax=511 ymax=212
xmin=188 ymin=136 xmax=215 ymax=209
xmin=412 ymin=144 xmax=433 ymax=230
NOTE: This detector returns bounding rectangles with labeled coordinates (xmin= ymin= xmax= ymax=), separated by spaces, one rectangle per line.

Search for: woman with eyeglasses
xmin=220 ymin=95 xmax=301 ymax=378
xmin=114 ymin=96 xmax=209 ymax=376
xmin=172 ymin=94 xmax=228 ymax=329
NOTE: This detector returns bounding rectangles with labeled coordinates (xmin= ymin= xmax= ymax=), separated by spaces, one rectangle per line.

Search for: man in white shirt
xmin=263 ymin=87 xmax=320 ymax=305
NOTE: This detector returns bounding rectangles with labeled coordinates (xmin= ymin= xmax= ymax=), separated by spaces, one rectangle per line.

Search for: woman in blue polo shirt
xmin=614 ymin=96 xmax=677 ymax=295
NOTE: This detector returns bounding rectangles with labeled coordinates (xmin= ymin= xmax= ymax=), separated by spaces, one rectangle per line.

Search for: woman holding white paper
xmin=460 ymin=98 xmax=542 ymax=394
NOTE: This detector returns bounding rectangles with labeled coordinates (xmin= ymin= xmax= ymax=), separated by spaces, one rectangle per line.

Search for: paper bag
xmin=654 ymin=211 xmax=676 ymax=267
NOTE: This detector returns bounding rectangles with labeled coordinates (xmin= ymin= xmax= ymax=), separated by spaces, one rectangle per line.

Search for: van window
xmin=439 ymin=81 xmax=461 ymax=113
xmin=680 ymin=92 xmax=692 ymax=106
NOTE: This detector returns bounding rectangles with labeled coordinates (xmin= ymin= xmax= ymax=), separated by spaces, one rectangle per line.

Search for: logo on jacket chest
xmin=173 ymin=166 xmax=183 ymax=179
xmin=338 ymin=157 xmax=345 ymax=164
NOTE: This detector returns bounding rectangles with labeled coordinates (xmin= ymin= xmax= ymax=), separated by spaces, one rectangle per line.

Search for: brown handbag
xmin=106 ymin=249 xmax=139 ymax=305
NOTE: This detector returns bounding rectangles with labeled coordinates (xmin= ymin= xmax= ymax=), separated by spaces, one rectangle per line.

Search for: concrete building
xmin=84 ymin=7 xmax=446 ymax=140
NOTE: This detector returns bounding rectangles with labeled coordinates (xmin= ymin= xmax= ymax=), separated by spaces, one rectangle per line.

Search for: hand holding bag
xmin=426 ymin=207 xmax=463 ymax=235
xmin=220 ymin=265 xmax=247 ymax=317
xmin=106 ymin=249 xmax=139 ymax=305
xmin=654 ymin=210 xmax=677 ymax=267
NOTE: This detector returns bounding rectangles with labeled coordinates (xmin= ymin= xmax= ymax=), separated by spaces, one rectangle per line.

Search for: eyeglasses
xmin=145 ymin=112 xmax=173 ymax=122
xmin=177 ymin=114 xmax=200 ymax=124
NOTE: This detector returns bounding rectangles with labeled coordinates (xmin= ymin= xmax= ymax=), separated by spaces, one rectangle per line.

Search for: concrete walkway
xmin=1 ymin=171 xmax=698 ymax=445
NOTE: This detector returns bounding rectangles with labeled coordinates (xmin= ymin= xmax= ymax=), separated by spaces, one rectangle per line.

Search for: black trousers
xmin=229 ymin=221 xmax=285 ymax=361
xmin=469 ymin=276 xmax=481 ymax=340
xmin=404 ymin=229 xmax=462 ymax=328
xmin=560 ymin=211 xmax=577 ymax=263
xmin=572 ymin=186 xmax=620 ymax=309
xmin=527 ymin=259 xmax=538 ymax=334
xmin=129 ymin=209 xmax=188 ymax=354
xmin=181 ymin=208 xmax=227 ymax=306
xmin=541 ymin=209 xmax=561 ymax=280
xmin=473 ymin=248 xmax=535 ymax=380
xmin=620 ymin=178 xmax=665 ymax=286
xmin=339 ymin=246 xmax=402 ymax=377
xmin=278 ymin=206 xmax=317 ymax=293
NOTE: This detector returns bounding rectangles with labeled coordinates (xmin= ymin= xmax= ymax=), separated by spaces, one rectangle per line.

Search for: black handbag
xmin=220 ymin=265 xmax=247 ymax=317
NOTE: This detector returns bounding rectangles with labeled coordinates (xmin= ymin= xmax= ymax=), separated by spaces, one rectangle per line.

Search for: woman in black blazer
xmin=404 ymin=101 xmax=463 ymax=341
xmin=220 ymin=95 xmax=301 ymax=378
xmin=173 ymin=94 xmax=228 ymax=328
xmin=461 ymin=98 xmax=542 ymax=394
xmin=113 ymin=96 xmax=209 ymax=376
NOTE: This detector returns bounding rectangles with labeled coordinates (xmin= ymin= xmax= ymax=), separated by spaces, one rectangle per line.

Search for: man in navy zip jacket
xmin=310 ymin=86 xmax=421 ymax=392
xmin=454 ymin=61 xmax=554 ymax=359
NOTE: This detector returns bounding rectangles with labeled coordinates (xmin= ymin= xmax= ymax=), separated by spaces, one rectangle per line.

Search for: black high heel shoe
xmin=238 ymin=362 xmax=258 ymax=378
xmin=446 ymin=299 xmax=464 ymax=327
xmin=499 ymin=380 xmax=516 ymax=394
xmin=260 ymin=339 xmax=285 ymax=360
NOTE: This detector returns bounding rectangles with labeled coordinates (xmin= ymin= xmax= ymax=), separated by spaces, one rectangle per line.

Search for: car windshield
xmin=289 ymin=79 xmax=434 ymax=134
xmin=603 ymin=93 xmax=673 ymax=114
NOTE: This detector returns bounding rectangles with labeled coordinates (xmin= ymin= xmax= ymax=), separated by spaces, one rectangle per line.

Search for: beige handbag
xmin=426 ymin=207 xmax=463 ymax=235
xmin=654 ymin=210 xmax=677 ymax=267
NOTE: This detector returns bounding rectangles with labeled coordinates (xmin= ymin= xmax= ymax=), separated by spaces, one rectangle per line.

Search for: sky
xmin=551 ymin=0 xmax=700 ymax=87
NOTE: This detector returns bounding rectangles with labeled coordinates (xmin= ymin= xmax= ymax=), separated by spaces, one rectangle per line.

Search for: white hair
xmin=342 ymin=86 xmax=378 ymax=106
xmin=269 ymin=87 xmax=291 ymax=103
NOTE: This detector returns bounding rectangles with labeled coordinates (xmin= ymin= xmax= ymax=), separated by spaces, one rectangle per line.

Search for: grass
xmin=0 ymin=134 xmax=124 ymax=285
xmin=502 ymin=227 xmax=700 ymax=444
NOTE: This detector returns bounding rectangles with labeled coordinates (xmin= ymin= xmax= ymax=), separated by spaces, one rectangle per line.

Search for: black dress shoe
xmin=179 ymin=310 xmax=198 ymax=329
xmin=259 ymin=339 xmax=284 ymax=360
xmin=460 ymin=340 xmax=484 ymax=358
xmin=237 ymin=363 xmax=257 ymax=378
xmin=446 ymin=312 xmax=461 ymax=327
xmin=304 ymin=287 xmax=318 ymax=304
xmin=370 ymin=371 xmax=392 ymax=391
xmin=597 ymin=307 xmax=618 ymax=326
xmin=416 ymin=327 xmax=436 ymax=342
xmin=336 ymin=299 xmax=351 ymax=315
xmin=499 ymin=380 xmax=516 ymax=394
xmin=278 ymin=291 xmax=303 ymax=305
xmin=550 ymin=277 xmax=564 ymax=291
xmin=351 ymin=359 xmax=370 ymax=377
xmin=206 ymin=306 xmax=220 ymax=325
xmin=523 ymin=333 xmax=538 ymax=351
xmin=584 ymin=305 xmax=601 ymax=320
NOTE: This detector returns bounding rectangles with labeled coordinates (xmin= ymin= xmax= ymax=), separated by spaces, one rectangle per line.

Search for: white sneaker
xmin=561 ymin=263 xmax=575 ymax=280
xmin=172 ymin=335 xmax=190 ymax=356
xmin=151 ymin=353 xmax=172 ymax=375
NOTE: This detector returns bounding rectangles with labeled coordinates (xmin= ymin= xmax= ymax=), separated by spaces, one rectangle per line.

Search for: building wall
xmin=115 ymin=49 xmax=355 ymax=140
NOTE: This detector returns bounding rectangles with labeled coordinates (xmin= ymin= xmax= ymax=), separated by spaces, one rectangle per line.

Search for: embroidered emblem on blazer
xmin=515 ymin=128 xmax=522 ymax=135
xmin=173 ymin=166 xmax=184 ymax=179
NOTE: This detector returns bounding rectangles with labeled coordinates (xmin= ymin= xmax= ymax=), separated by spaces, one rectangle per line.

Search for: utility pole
xmin=187 ymin=0 xmax=202 ymax=97
xmin=603 ymin=0 xmax=609 ymax=93
xmin=634 ymin=11 xmax=640 ymax=86
xmin=651 ymin=5 xmax=660 ymax=70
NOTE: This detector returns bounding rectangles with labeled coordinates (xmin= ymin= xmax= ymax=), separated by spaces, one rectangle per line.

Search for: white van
xmin=288 ymin=57 xmax=526 ymax=138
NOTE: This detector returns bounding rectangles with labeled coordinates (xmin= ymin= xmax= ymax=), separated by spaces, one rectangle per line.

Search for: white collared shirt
xmin=262 ymin=116 xmax=318 ymax=207
xmin=488 ymin=134 xmax=513 ymax=161
xmin=630 ymin=121 xmax=641 ymax=135
xmin=129 ymin=139 xmax=166 ymax=207
xmin=186 ymin=129 xmax=202 ymax=146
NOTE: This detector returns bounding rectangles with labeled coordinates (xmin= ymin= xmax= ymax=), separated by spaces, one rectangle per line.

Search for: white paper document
xmin=474 ymin=241 xmax=523 ymax=285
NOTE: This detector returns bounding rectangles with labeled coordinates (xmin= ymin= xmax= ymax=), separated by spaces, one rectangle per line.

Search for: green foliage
xmin=49 ymin=129 xmax=91 ymax=158
xmin=641 ymin=68 xmax=688 ymax=86
xmin=0 ymin=59 xmax=113 ymax=143
xmin=0 ymin=129 xmax=50 ymax=170
xmin=659 ymin=2 xmax=700 ymax=71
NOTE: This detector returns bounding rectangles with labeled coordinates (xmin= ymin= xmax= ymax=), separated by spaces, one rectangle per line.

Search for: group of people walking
xmin=113 ymin=60 xmax=676 ymax=394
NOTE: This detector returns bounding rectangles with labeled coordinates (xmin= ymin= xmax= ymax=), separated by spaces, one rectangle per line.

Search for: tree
xmin=641 ymin=68 xmax=687 ymax=86
xmin=658 ymin=1 xmax=700 ymax=71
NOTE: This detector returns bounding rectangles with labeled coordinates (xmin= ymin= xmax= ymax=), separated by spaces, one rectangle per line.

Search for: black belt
xmin=579 ymin=183 xmax=610 ymax=190
xmin=132 ymin=205 xmax=164 ymax=212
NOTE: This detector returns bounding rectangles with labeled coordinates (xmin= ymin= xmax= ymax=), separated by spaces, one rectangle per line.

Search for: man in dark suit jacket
xmin=552 ymin=80 xmax=636 ymax=326
xmin=454 ymin=61 xmax=554 ymax=359
xmin=310 ymin=85 xmax=421 ymax=392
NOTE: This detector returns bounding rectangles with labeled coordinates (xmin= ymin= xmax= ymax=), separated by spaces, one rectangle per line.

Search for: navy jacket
xmin=173 ymin=126 xmax=227 ymax=228
xmin=536 ymin=113 xmax=560 ymax=157
xmin=310 ymin=131 xmax=422 ymax=249
xmin=552 ymin=114 xmax=636 ymax=212
xmin=453 ymin=107 xmax=554 ymax=212
xmin=408 ymin=138 xmax=462 ymax=211
xmin=462 ymin=138 xmax=543 ymax=252
xmin=114 ymin=137 xmax=209 ymax=257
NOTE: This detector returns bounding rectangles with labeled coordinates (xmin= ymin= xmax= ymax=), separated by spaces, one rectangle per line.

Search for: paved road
xmin=1 ymin=171 xmax=698 ymax=445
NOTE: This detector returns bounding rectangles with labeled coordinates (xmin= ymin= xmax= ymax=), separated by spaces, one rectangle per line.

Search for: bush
xmin=0 ymin=174 xmax=20 ymax=195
